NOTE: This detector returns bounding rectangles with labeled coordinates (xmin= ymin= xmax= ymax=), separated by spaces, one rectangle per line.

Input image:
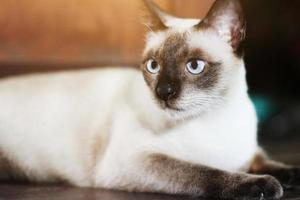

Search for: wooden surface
xmin=0 ymin=139 xmax=299 ymax=200
xmin=0 ymin=0 xmax=214 ymax=76
xmin=0 ymin=184 xmax=299 ymax=200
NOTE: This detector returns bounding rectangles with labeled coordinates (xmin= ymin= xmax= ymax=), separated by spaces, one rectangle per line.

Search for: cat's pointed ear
xmin=142 ymin=0 xmax=169 ymax=31
xmin=196 ymin=0 xmax=246 ymax=50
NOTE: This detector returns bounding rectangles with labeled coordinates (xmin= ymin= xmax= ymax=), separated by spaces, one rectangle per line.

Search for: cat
xmin=0 ymin=0 xmax=299 ymax=199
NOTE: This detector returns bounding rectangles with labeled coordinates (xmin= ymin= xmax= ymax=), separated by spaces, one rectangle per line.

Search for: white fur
xmin=0 ymin=17 xmax=258 ymax=190
xmin=165 ymin=18 xmax=200 ymax=30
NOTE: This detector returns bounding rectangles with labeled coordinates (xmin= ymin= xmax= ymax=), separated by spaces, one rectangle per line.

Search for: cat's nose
xmin=156 ymin=83 xmax=176 ymax=101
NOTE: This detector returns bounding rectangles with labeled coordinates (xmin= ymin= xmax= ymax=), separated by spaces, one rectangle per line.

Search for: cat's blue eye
xmin=146 ymin=59 xmax=160 ymax=74
xmin=186 ymin=59 xmax=205 ymax=75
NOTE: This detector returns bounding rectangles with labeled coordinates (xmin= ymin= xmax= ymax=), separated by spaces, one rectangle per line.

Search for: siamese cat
xmin=0 ymin=0 xmax=299 ymax=199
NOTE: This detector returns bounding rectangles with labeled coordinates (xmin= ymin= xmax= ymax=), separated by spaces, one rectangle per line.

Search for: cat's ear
xmin=196 ymin=0 xmax=246 ymax=50
xmin=142 ymin=0 xmax=169 ymax=31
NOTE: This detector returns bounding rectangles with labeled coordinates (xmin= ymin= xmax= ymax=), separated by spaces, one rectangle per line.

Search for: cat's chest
xmin=157 ymin=104 xmax=258 ymax=171
xmin=160 ymin=122 xmax=257 ymax=171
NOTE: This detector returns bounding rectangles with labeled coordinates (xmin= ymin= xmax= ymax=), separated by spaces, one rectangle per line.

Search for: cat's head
xmin=141 ymin=0 xmax=247 ymax=119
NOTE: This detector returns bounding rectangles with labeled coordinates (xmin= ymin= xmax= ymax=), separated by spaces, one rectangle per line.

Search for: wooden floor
xmin=0 ymin=138 xmax=299 ymax=200
xmin=0 ymin=184 xmax=300 ymax=200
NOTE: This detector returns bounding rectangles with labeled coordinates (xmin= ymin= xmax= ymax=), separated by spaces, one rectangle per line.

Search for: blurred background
xmin=0 ymin=0 xmax=299 ymax=159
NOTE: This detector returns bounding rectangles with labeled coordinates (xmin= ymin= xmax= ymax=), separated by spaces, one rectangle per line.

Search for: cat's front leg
xmin=140 ymin=154 xmax=283 ymax=199
xmin=249 ymin=152 xmax=300 ymax=188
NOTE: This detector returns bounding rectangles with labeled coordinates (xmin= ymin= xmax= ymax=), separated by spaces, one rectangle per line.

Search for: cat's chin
xmin=155 ymin=99 xmax=208 ymax=120
xmin=163 ymin=107 xmax=203 ymax=121
xmin=155 ymin=100 xmax=201 ymax=120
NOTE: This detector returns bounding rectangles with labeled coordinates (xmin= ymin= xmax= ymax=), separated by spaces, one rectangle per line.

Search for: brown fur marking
xmin=195 ymin=0 xmax=246 ymax=55
xmin=142 ymin=33 xmax=221 ymax=97
xmin=249 ymin=153 xmax=300 ymax=187
xmin=143 ymin=153 xmax=283 ymax=198
xmin=142 ymin=0 xmax=167 ymax=31
xmin=0 ymin=150 xmax=27 ymax=182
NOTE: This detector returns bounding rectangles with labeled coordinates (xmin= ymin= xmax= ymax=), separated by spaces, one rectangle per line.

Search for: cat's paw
xmin=231 ymin=175 xmax=283 ymax=199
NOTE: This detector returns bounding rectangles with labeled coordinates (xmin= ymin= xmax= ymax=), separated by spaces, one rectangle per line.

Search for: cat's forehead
xmin=144 ymin=18 xmax=198 ymax=53
xmin=144 ymin=27 xmax=233 ymax=64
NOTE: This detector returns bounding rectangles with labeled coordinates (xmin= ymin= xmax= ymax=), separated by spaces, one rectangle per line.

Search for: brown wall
xmin=0 ymin=0 xmax=214 ymax=76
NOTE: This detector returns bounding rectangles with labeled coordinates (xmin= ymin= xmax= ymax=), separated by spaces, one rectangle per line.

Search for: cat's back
xmin=0 ymin=67 xmax=142 ymax=185
xmin=0 ymin=66 xmax=140 ymax=126
xmin=0 ymin=67 xmax=139 ymax=94
xmin=0 ymin=67 xmax=140 ymax=124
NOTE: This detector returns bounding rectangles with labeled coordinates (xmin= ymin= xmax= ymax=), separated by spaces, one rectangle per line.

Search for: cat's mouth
xmin=154 ymin=96 xmax=186 ymax=113
xmin=163 ymin=101 xmax=185 ymax=112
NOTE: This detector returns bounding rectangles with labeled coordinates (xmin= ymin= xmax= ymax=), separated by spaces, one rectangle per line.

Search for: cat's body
xmin=0 ymin=0 xmax=299 ymax=199
xmin=0 ymin=66 xmax=256 ymax=185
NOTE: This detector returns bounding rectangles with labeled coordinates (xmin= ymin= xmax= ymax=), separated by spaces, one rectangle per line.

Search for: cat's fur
xmin=0 ymin=0 xmax=299 ymax=199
